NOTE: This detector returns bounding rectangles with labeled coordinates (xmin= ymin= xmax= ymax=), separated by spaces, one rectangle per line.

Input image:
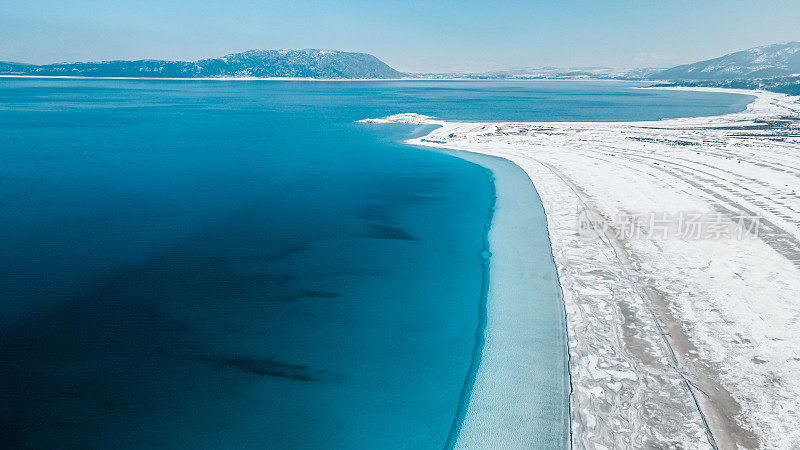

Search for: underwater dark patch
xmin=218 ymin=358 xmax=319 ymax=381
xmin=363 ymin=224 xmax=419 ymax=241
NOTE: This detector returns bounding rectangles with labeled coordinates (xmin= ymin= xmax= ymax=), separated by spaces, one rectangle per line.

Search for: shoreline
xmin=0 ymin=74 xmax=649 ymax=83
xmin=0 ymin=74 xmax=419 ymax=81
xmin=431 ymin=149 xmax=570 ymax=448
xmin=444 ymin=164 xmax=494 ymax=448
xmin=362 ymin=86 xmax=800 ymax=448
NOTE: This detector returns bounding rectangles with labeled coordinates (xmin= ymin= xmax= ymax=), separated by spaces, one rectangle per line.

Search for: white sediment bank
xmin=361 ymin=88 xmax=800 ymax=449
xmin=436 ymin=151 xmax=570 ymax=449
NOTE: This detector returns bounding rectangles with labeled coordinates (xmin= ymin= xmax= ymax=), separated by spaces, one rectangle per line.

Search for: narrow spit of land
xmin=362 ymin=88 xmax=800 ymax=449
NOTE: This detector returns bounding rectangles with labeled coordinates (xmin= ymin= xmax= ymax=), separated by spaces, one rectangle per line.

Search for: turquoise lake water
xmin=0 ymin=79 xmax=751 ymax=448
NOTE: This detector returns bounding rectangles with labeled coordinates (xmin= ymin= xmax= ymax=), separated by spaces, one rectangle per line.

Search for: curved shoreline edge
xmin=514 ymin=156 xmax=576 ymax=449
xmin=361 ymin=87 xmax=800 ymax=448
xmin=429 ymin=149 xmax=571 ymax=448
xmin=443 ymin=167 xmax=495 ymax=449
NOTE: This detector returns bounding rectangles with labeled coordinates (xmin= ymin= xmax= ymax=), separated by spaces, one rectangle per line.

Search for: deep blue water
xmin=0 ymin=79 xmax=751 ymax=448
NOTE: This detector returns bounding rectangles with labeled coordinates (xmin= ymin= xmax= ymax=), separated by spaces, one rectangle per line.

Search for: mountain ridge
xmin=649 ymin=41 xmax=800 ymax=81
xmin=0 ymin=49 xmax=405 ymax=79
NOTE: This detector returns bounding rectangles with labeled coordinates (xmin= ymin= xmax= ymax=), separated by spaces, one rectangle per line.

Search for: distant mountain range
xmin=0 ymin=49 xmax=405 ymax=79
xmin=649 ymin=42 xmax=800 ymax=81
xmin=3 ymin=42 xmax=800 ymax=86
xmin=417 ymin=42 xmax=800 ymax=84
xmin=413 ymin=66 xmax=661 ymax=80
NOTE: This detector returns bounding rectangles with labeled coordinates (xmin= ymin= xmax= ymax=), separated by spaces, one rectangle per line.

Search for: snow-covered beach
xmin=361 ymin=87 xmax=800 ymax=448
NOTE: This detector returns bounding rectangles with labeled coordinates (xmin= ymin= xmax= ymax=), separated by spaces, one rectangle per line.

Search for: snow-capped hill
xmin=0 ymin=49 xmax=405 ymax=79
xmin=651 ymin=42 xmax=800 ymax=80
xmin=195 ymin=49 xmax=404 ymax=78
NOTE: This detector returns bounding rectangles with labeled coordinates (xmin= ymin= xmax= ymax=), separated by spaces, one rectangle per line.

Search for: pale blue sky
xmin=1 ymin=0 xmax=799 ymax=72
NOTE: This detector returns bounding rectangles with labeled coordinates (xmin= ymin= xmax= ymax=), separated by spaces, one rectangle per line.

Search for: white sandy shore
xmin=361 ymin=87 xmax=800 ymax=449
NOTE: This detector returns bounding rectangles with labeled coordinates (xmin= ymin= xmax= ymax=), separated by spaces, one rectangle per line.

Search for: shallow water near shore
xmin=433 ymin=149 xmax=571 ymax=448
xmin=0 ymin=79 xmax=751 ymax=448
